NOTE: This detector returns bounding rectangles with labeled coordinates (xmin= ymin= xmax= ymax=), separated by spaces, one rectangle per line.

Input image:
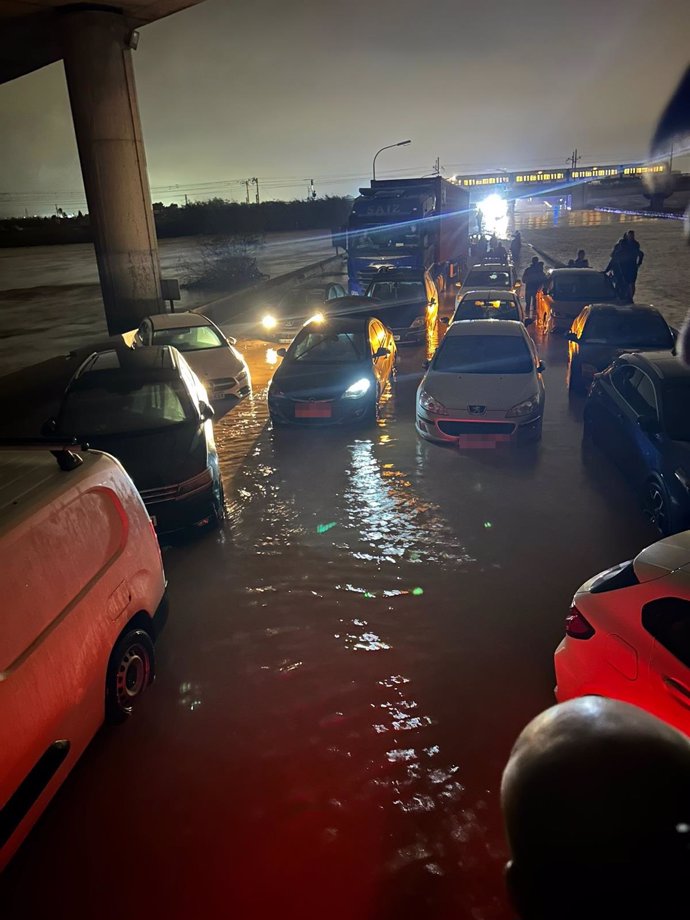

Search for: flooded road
xmin=1 ymin=298 xmax=657 ymax=919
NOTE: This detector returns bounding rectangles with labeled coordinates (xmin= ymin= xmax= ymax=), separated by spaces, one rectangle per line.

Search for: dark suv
xmin=47 ymin=346 xmax=224 ymax=534
xmin=365 ymin=268 xmax=439 ymax=345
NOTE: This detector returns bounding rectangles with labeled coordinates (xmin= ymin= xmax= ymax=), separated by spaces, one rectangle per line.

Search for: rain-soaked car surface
xmin=2 ymin=223 xmax=687 ymax=920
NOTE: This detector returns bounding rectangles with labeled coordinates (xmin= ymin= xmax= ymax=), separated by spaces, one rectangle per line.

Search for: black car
xmin=584 ymin=351 xmax=690 ymax=535
xmin=567 ymin=303 xmax=675 ymax=392
xmin=258 ymin=281 xmax=347 ymax=342
xmin=268 ymin=315 xmax=396 ymax=426
xmin=47 ymin=346 xmax=224 ymax=534
xmin=364 ymin=268 xmax=439 ymax=345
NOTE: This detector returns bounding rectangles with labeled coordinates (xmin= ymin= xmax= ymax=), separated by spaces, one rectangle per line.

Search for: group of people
xmin=470 ymin=232 xmax=510 ymax=264
xmin=605 ymin=229 xmax=645 ymax=302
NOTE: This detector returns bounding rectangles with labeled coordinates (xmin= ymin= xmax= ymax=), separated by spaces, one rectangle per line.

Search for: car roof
xmin=587 ymin=302 xmax=660 ymax=314
xmin=444 ymin=319 xmax=526 ymax=337
xmin=302 ymin=314 xmax=372 ymax=333
xmin=623 ymin=351 xmax=690 ymax=380
xmin=459 ymin=289 xmax=517 ymax=301
xmin=147 ymin=312 xmax=215 ymax=330
xmin=369 ymin=270 xmax=425 ymax=281
xmin=549 ymin=268 xmax=604 ymax=278
xmin=469 ymin=263 xmax=509 ymax=271
xmin=73 ymin=345 xmax=181 ymax=382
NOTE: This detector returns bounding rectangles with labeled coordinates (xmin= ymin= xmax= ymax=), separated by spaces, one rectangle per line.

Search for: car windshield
xmin=60 ymin=379 xmax=193 ymax=435
xmin=368 ymin=281 xmax=425 ymax=302
xmin=584 ymin=312 xmax=673 ymax=347
xmin=662 ymin=381 xmax=690 ymax=441
xmin=351 ymin=227 xmax=419 ymax=252
xmin=152 ymin=324 xmax=224 ymax=351
xmin=551 ymin=274 xmax=614 ymax=301
xmin=455 ymin=298 xmax=519 ymax=321
xmin=290 ymin=330 xmax=365 ymax=363
xmin=434 ymin=335 xmax=533 ymax=374
xmin=464 ymin=270 xmax=510 ymax=288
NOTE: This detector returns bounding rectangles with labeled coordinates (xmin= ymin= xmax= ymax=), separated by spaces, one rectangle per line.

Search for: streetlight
xmin=372 ymin=139 xmax=411 ymax=181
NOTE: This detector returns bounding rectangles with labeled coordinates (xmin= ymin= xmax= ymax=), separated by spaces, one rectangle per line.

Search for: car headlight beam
xmin=262 ymin=314 xmax=277 ymax=331
xmin=343 ymin=378 xmax=371 ymax=399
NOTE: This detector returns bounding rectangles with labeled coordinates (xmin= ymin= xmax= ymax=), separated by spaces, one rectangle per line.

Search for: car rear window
xmin=433 ymin=335 xmax=533 ymax=374
xmin=552 ymin=274 xmax=615 ymax=301
xmin=455 ymin=299 xmax=519 ymax=321
xmin=642 ymin=598 xmax=690 ymax=668
xmin=584 ymin=311 xmax=673 ymax=348
xmin=465 ymin=271 xmax=510 ymax=288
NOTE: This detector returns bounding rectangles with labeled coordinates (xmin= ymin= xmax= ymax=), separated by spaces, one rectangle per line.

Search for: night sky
xmin=0 ymin=0 xmax=688 ymax=216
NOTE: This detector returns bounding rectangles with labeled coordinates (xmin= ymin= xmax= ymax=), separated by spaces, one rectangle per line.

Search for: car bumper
xmin=143 ymin=483 xmax=217 ymax=534
xmin=416 ymin=410 xmax=541 ymax=446
xmin=269 ymin=394 xmax=374 ymax=426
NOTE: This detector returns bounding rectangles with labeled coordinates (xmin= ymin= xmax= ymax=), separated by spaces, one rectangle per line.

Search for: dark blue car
xmin=584 ymin=351 xmax=690 ymax=535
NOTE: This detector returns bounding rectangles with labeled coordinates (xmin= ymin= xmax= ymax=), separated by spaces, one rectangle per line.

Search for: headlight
xmin=506 ymin=393 xmax=540 ymax=418
xmin=343 ymin=378 xmax=371 ymax=399
xmin=237 ymin=368 xmax=248 ymax=379
xmin=419 ymin=390 xmax=446 ymax=414
xmin=262 ymin=314 xmax=277 ymax=331
xmin=411 ymin=316 xmax=426 ymax=328
xmin=675 ymin=467 xmax=690 ymax=491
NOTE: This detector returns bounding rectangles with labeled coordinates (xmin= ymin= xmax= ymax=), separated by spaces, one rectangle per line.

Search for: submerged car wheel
xmin=106 ymin=628 xmax=155 ymax=723
xmin=210 ymin=480 xmax=226 ymax=529
xmin=643 ymin=479 xmax=672 ymax=536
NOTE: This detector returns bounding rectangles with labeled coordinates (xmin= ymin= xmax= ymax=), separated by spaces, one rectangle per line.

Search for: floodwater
xmin=1 ymin=216 xmax=687 ymax=919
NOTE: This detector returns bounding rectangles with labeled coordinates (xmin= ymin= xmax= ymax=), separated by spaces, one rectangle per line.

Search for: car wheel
xmin=105 ymin=628 xmax=155 ymax=724
xmin=643 ymin=479 xmax=673 ymax=536
xmin=568 ymin=361 xmax=586 ymax=394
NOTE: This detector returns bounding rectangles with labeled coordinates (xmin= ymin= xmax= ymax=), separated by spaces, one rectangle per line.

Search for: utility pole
xmin=567 ymin=149 xmax=580 ymax=171
xmin=433 ymin=156 xmax=441 ymax=176
xmin=184 ymin=193 xmax=189 ymax=206
xmin=309 ymin=179 xmax=316 ymax=200
xmin=244 ymin=179 xmax=251 ymax=204
xmin=252 ymin=177 xmax=260 ymax=205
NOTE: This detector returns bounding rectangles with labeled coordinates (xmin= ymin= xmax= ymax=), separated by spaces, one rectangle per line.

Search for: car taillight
xmin=565 ymin=604 xmax=595 ymax=639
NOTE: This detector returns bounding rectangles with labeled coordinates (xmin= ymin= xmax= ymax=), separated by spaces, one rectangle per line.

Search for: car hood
xmin=178 ymin=347 xmax=245 ymax=382
xmin=580 ymin=342 xmax=673 ymax=368
xmin=273 ymin=361 xmax=373 ymax=399
xmin=422 ymin=371 xmax=538 ymax=412
xmin=77 ymin=422 xmax=208 ymax=490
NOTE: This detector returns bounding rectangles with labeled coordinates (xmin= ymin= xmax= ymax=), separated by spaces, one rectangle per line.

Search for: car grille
xmin=140 ymin=484 xmax=181 ymax=504
xmin=437 ymin=421 xmax=515 ymax=436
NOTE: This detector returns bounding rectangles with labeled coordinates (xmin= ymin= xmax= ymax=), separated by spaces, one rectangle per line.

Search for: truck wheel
xmin=106 ymin=628 xmax=155 ymax=724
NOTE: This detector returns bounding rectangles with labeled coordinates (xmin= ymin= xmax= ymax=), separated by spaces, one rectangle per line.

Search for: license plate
xmin=457 ymin=434 xmax=510 ymax=449
xmin=295 ymin=401 xmax=332 ymax=419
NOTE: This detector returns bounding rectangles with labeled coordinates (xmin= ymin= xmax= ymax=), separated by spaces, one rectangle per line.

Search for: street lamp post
xmin=372 ymin=139 xmax=411 ymax=181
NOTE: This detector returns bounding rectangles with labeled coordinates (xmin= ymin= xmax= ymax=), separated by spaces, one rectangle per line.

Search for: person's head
xmin=627 ymin=230 xmax=636 ymax=241
xmin=577 ymin=249 xmax=585 ymax=259
xmin=537 ymin=261 xmax=544 ymax=270
xmin=531 ymin=256 xmax=538 ymax=265
xmin=501 ymin=697 xmax=690 ymax=920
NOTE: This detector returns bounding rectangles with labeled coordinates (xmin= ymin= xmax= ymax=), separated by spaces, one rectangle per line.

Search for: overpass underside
xmin=0 ymin=1 xmax=204 ymax=334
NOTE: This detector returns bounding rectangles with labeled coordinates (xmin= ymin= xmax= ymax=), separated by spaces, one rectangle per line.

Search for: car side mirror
xmin=441 ymin=316 xmax=449 ymax=325
xmin=537 ymin=362 xmax=545 ymax=373
xmin=42 ymin=417 xmax=58 ymax=436
xmin=638 ymin=415 xmax=660 ymax=435
xmin=199 ymin=401 xmax=215 ymax=421
xmin=566 ymin=332 xmax=578 ymax=342
xmin=524 ymin=317 xmax=534 ymax=327
xmin=276 ymin=347 xmax=287 ymax=358
xmin=374 ymin=346 xmax=390 ymax=358
xmin=226 ymin=335 xmax=237 ymax=345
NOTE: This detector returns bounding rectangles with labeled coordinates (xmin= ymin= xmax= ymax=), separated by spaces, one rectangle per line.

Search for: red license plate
xmin=295 ymin=401 xmax=332 ymax=419
xmin=457 ymin=434 xmax=510 ymax=449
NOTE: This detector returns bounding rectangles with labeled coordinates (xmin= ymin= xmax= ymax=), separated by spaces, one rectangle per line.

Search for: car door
xmin=369 ymin=320 xmax=388 ymax=391
xmin=601 ymin=364 xmax=646 ymax=472
xmin=618 ymin=367 xmax=662 ymax=483
xmin=642 ymin=595 xmax=690 ymax=736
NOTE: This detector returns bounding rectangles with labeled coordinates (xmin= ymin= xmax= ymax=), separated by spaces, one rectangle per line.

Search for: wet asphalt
xmin=1 ymin=277 xmax=658 ymax=920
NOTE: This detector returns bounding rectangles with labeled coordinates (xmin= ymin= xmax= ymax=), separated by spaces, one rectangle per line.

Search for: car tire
xmin=105 ymin=628 xmax=155 ymax=724
xmin=643 ymin=478 xmax=673 ymax=536
xmin=209 ymin=480 xmax=226 ymax=529
xmin=568 ymin=361 xmax=586 ymax=394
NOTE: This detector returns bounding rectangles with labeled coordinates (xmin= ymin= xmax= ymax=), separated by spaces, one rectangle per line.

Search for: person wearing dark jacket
xmin=522 ymin=257 xmax=540 ymax=315
xmin=568 ymin=249 xmax=589 ymax=268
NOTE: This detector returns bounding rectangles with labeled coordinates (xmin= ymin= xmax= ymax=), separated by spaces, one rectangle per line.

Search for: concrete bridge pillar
xmin=61 ymin=9 xmax=163 ymax=334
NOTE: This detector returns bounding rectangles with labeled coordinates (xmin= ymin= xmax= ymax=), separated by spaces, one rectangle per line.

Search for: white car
xmin=449 ymin=289 xmax=529 ymax=326
xmin=554 ymin=530 xmax=690 ymax=739
xmin=416 ymin=319 xmax=545 ymax=445
xmin=134 ymin=312 xmax=250 ymax=401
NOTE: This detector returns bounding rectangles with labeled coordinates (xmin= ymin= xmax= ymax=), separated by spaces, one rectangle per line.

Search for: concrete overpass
xmin=0 ymin=0 xmax=205 ymax=333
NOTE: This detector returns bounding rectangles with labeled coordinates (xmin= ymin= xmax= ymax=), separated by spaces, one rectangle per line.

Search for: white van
xmin=0 ymin=444 xmax=167 ymax=870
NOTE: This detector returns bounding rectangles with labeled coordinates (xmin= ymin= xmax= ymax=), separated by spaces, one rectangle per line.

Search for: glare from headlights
xmin=343 ymin=377 xmax=371 ymax=399
xmin=506 ymin=393 xmax=540 ymax=418
xmin=306 ymin=312 xmax=325 ymax=324
xmin=262 ymin=314 xmax=277 ymax=331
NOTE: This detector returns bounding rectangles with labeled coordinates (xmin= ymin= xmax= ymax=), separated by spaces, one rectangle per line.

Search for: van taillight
xmin=565 ymin=605 xmax=595 ymax=639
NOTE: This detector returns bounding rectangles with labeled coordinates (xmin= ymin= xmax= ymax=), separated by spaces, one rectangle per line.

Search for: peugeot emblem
xmin=468 ymin=405 xmax=486 ymax=415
